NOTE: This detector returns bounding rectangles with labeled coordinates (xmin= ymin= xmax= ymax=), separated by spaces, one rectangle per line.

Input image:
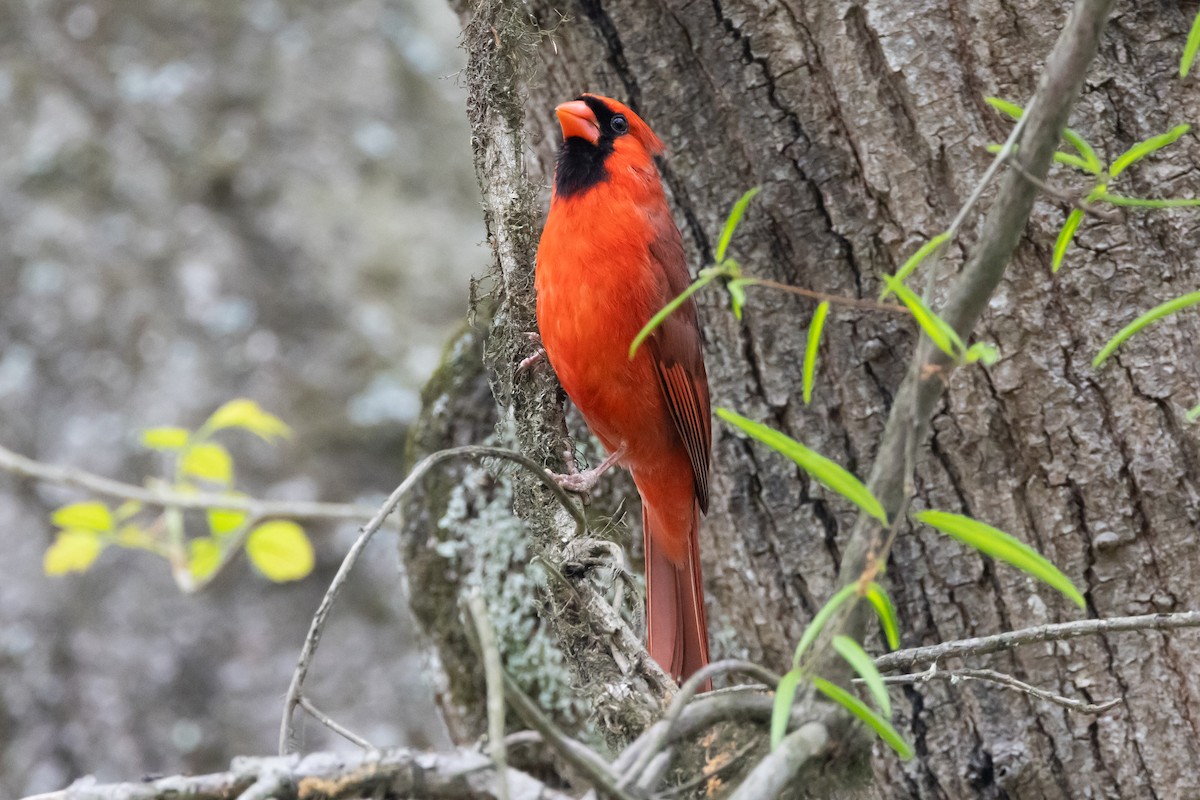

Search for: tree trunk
xmin=406 ymin=0 xmax=1200 ymax=796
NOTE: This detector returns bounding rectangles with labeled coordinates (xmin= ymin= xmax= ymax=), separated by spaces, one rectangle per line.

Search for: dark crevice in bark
xmin=904 ymin=685 xmax=951 ymax=800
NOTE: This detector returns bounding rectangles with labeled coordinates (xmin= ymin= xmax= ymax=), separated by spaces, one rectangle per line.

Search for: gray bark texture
xmin=399 ymin=0 xmax=1200 ymax=797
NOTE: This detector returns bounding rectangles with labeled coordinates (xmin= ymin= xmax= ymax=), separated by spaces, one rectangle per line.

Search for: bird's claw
xmin=516 ymin=332 xmax=545 ymax=375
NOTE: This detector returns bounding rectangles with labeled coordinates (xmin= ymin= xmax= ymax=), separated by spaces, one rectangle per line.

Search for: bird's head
xmin=552 ymin=94 xmax=663 ymax=199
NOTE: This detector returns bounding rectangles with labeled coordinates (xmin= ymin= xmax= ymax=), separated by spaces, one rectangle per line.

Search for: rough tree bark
xmin=403 ymin=0 xmax=1200 ymax=797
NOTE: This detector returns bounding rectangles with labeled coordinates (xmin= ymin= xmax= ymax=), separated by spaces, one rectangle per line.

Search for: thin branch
xmin=0 ymin=443 xmax=375 ymax=520
xmin=746 ymin=278 xmax=909 ymax=314
xmin=874 ymin=665 xmax=1120 ymax=714
xmin=875 ymin=610 xmax=1200 ymax=673
xmin=467 ymin=592 xmax=511 ymax=800
xmin=24 ymin=748 xmax=575 ymax=800
xmin=1004 ymin=158 xmax=1122 ymax=221
xmin=725 ymin=722 xmax=830 ymax=800
xmin=297 ymin=696 xmax=375 ymax=751
xmin=279 ymin=445 xmax=587 ymax=755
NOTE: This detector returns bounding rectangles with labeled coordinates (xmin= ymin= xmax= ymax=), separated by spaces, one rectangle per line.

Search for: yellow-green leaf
xmin=882 ymin=232 xmax=951 ymax=299
xmin=51 ymin=501 xmax=113 ymax=532
xmin=1093 ymin=291 xmax=1200 ymax=367
xmin=881 ymin=275 xmax=965 ymax=360
xmin=115 ymin=523 xmax=154 ymax=550
xmin=715 ymin=187 xmax=761 ymax=264
xmin=113 ymin=500 xmax=143 ymax=522
xmin=984 ymin=97 xmax=1102 ymax=173
xmin=833 ymin=635 xmax=890 ymax=717
xmin=771 ymin=669 xmax=805 ymax=749
xmin=1183 ymin=11 xmax=1200 ymax=78
xmin=718 ymin=409 xmax=887 ymax=524
xmin=246 ymin=521 xmax=314 ymax=582
xmin=812 ymin=677 xmax=913 ymax=760
xmin=208 ymin=506 xmax=248 ymax=537
xmin=189 ymin=538 xmax=222 ymax=580
xmin=205 ymin=399 xmax=291 ymax=442
xmin=792 ymin=584 xmax=858 ymax=667
xmin=182 ymin=442 xmax=234 ymax=484
xmin=803 ymin=302 xmax=829 ymax=405
xmin=864 ymin=582 xmax=901 ymax=650
xmin=44 ymin=530 xmax=104 ymax=575
xmin=1052 ymin=209 xmax=1085 ymax=273
xmin=140 ymin=426 xmax=191 ymax=451
xmin=915 ymin=510 xmax=1085 ymax=609
xmin=1110 ymin=124 xmax=1191 ymax=178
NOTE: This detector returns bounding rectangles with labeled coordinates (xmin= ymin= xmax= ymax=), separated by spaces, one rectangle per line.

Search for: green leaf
xmin=190 ymin=537 xmax=222 ymax=580
xmin=181 ymin=442 xmax=234 ymax=484
xmin=629 ymin=273 xmax=716 ymax=359
xmin=205 ymin=399 xmax=292 ymax=442
xmin=1097 ymin=194 xmax=1200 ymax=209
xmin=984 ymin=97 xmax=1102 ymax=173
xmin=115 ymin=523 xmax=154 ymax=550
xmin=880 ymin=275 xmax=965 ymax=359
xmin=915 ymin=510 xmax=1086 ymax=609
xmin=812 ymin=677 xmax=913 ymax=760
xmin=771 ymin=669 xmax=805 ymax=749
xmin=803 ymin=302 xmax=830 ymax=405
xmin=1187 ymin=403 xmax=1200 ymax=423
xmin=715 ymin=187 xmax=761 ymax=264
xmin=44 ymin=530 xmax=105 ymax=575
xmin=833 ymin=636 xmax=891 ymax=717
xmin=140 ymin=426 xmax=191 ymax=451
xmin=208 ymin=506 xmax=249 ymax=537
xmin=113 ymin=500 xmax=143 ymax=523
xmin=1052 ymin=151 xmax=1100 ymax=173
xmin=882 ymin=232 xmax=951 ymax=299
xmin=246 ymin=520 xmax=314 ymax=582
xmin=864 ymin=582 xmax=901 ymax=650
xmin=1110 ymin=124 xmax=1191 ymax=178
xmin=964 ymin=342 xmax=1000 ymax=366
xmin=1093 ymin=290 xmax=1200 ymax=367
xmin=792 ymin=584 xmax=858 ymax=667
xmin=51 ymin=501 xmax=113 ymax=532
xmin=718 ymin=409 xmax=887 ymax=524
xmin=727 ymin=277 xmax=756 ymax=321
xmin=1052 ymin=209 xmax=1085 ymax=273
xmin=1183 ymin=11 xmax=1200 ymax=78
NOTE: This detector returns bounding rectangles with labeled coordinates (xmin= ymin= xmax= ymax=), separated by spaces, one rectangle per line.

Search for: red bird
xmin=535 ymin=94 xmax=712 ymax=684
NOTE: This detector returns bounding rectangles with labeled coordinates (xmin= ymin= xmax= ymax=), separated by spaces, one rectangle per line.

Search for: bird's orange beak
xmin=555 ymin=100 xmax=600 ymax=145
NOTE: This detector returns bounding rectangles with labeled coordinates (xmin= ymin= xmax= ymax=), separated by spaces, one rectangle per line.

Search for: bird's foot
xmin=550 ymin=444 xmax=626 ymax=494
xmin=516 ymin=332 xmax=545 ymax=374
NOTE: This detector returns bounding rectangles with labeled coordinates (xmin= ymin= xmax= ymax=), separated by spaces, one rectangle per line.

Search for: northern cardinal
xmin=535 ymin=94 xmax=711 ymax=684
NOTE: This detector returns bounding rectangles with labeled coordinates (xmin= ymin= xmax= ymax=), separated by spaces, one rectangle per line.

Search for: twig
xmin=746 ymin=279 xmax=908 ymax=314
xmin=279 ymin=445 xmax=587 ymax=755
xmin=0 ymin=443 xmax=375 ymax=520
xmin=22 ymin=748 xmax=576 ymax=800
xmin=874 ymin=665 xmax=1120 ymax=714
xmin=500 ymin=672 xmax=637 ymax=800
xmin=1004 ymin=158 xmax=1122 ymax=222
xmin=724 ymin=722 xmax=830 ymax=800
xmin=297 ymin=696 xmax=375 ymax=751
xmin=874 ymin=610 xmax=1200 ymax=673
xmin=468 ymin=592 xmax=511 ymax=800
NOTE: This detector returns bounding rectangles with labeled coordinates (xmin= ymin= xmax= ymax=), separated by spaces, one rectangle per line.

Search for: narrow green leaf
xmin=1052 ymin=209 xmax=1085 ymax=273
xmin=1098 ymin=194 xmax=1200 ymax=209
xmin=718 ymin=409 xmax=887 ymax=524
xmin=727 ymin=277 xmax=757 ymax=321
xmin=1183 ymin=11 xmax=1200 ymax=78
xmin=113 ymin=500 xmax=143 ymax=523
xmin=880 ymin=275 xmax=965 ymax=359
xmin=882 ymin=232 xmax=951 ymax=299
xmin=181 ymin=442 xmax=234 ymax=484
xmin=984 ymin=97 xmax=1101 ymax=173
xmin=833 ymin=636 xmax=891 ymax=717
xmin=715 ymin=187 xmax=761 ymax=264
xmin=44 ymin=530 xmax=105 ymax=575
xmin=629 ymin=274 xmax=715 ymax=359
xmin=771 ymin=669 xmax=805 ymax=749
xmin=812 ymin=677 xmax=913 ymax=760
xmin=52 ymin=501 xmax=113 ymax=532
xmin=864 ymin=582 xmax=901 ymax=650
xmin=792 ymin=584 xmax=858 ymax=667
xmin=1110 ymin=125 xmax=1191 ymax=178
xmin=115 ymin=523 xmax=154 ymax=550
xmin=964 ymin=342 xmax=1000 ymax=366
xmin=190 ymin=538 xmax=222 ymax=580
xmin=1052 ymin=151 xmax=1097 ymax=173
xmin=1093 ymin=291 xmax=1200 ymax=367
xmin=803 ymin=302 xmax=830 ymax=405
xmin=206 ymin=399 xmax=292 ymax=442
xmin=984 ymin=96 xmax=1024 ymax=120
xmin=140 ymin=426 xmax=190 ymax=451
xmin=1187 ymin=403 xmax=1200 ymax=423
xmin=916 ymin=510 xmax=1086 ymax=609
xmin=246 ymin=520 xmax=314 ymax=582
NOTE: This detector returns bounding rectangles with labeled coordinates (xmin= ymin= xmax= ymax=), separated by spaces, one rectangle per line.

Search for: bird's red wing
xmin=647 ymin=225 xmax=712 ymax=514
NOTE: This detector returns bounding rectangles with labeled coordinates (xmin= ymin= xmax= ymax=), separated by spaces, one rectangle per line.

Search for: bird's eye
xmin=610 ymin=115 xmax=629 ymax=135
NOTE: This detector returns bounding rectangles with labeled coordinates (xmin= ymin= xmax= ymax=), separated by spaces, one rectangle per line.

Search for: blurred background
xmin=0 ymin=0 xmax=487 ymax=794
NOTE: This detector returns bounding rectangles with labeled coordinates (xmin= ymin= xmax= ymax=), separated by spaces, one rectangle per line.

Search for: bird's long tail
xmin=643 ymin=502 xmax=710 ymax=688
